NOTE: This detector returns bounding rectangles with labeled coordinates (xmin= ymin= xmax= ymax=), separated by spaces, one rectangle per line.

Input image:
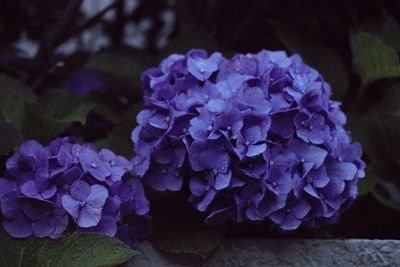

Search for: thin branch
xmin=58 ymin=0 xmax=123 ymax=45
xmin=35 ymin=0 xmax=84 ymax=60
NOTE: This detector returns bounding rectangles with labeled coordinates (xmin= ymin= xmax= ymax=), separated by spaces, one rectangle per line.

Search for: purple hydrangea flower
xmin=132 ymin=49 xmax=365 ymax=230
xmin=62 ymin=180 xmax=108 ymax=228
xmin=0 ymin=138 xmax=150 ymax=246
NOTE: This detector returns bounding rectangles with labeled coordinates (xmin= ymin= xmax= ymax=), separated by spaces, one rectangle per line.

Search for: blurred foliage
xmin=351 ymin=31 xmax=400 ymax=88
xmin=0 ymin=0 xmax=400 ymax=255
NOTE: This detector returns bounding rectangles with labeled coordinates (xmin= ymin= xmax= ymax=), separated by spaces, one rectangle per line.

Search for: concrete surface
xmin=128 ymin=239 xmax=400 ymax=266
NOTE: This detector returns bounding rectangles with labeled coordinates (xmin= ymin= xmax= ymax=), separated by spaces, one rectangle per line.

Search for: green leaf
xmin=270 ymin=21 xmax=349 ymax=98
xmin=355 ymin=14 xmax=400 ymax=52
xmin=372 ymin=179 xmax=400 ymax=211
xmin=20 ymin=90 xmax=94 ymax=143
xmin=350 ymin=31 xmax=400 ymax=88
xmin=348 ymin=113 xmax=400 ymax=204
xmin=0 ymin=230 xmax=39 ymax=267
xmin=95 ymin=132 xmax=132 ymax=159
xmin=39 ymin=89 xmax=93 ymax=124
xmin=20 ymin=103 xmax=72 ymax=144
xmin=0 ymin=119 xmax=21 ymax=156
xmin=358 ymin=167 xmax=378 ymax=196
xmin=378 ymin=81 xmax=400 ymax=116
xmin=346 ymin=114 xmax=376 ymax=161
xmin=95 ymin=104 xmax=141 ymax=158
xmin=86 ymin=48 xmax=156 ymax=90
xmin=87 ymin=52 xmax=137 ymax=82
xmin=0 ymin=230 xmax=138 ymax=267
xmin=0 ymin=75 xmax=36 ymax=129
xmin=35 ymin=233 xmax=138 ymax=267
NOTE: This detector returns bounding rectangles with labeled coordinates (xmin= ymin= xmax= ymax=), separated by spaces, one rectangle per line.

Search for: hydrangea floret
xmin=131 ymin=49 xmax=366 ymax=230
xmin=0 ymin=138 xmax=150 ymax=247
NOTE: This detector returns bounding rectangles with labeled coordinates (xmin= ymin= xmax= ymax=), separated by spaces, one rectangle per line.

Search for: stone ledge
xmin=129 ymin=239 xmax=400 ymax=266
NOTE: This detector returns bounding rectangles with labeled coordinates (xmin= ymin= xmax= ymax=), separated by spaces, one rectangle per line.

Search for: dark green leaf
xmin=346 ymin=114 xmax=376 ymax=161
xmin=95 ymin=104 xmax=141 ymax=158
xmin=86 ymin=49 xmax=156 ymax=90
xmin=21 ymin=90 xmax=94 ymax=143
xmin=39 ymin=89 xmax=93 ymax=124
xmin=355 ymin=14 xmax=400 ymax=52
xmin=20 ymin=103 xmax=71 ymax=143
xmin=350 ymin=31 xmax=400 ymax=88
xmin=372 ymin=179 xmax=400 ymax=212
xmin=348 ymin=112 xmax=400 ymax=205
xmin=0 ymin=230 xmax=39 ymax=267
xmin=270 ymin=21 xmax=349 ymax=98
xmin=358 ymin=167 xmax=378 ymax=196
xmin=0 ymin=230 xmax=138 ymax=267
xmin=0 ymin=118 xmax=21 ymax=156
xmin=378 ymin=82 xmax=400 ymax=116
xmin=87 ymin=52 xmax=138 ymax=82
xmin=87 ymin=93 xmax=124 ymax=124
xmin=35 ymin=233 xmax=138 ymax=267
xmin=95 ymin=132 xmax=132 ymax=159
xmin=0 ymin=75 xmax=36 ymax=129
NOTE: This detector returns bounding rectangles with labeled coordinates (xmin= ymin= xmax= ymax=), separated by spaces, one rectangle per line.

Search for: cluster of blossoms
xmin=0 ymin=138 xmax=150 ymax=247
xmin=132 ymin=49 xmax=366 ymax=230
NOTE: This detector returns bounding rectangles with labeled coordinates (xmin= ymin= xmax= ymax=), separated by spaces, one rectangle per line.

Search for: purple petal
xmin=189 ymin=177 xmax=207 ymax=197
xmin=146 ymin=168 xmax=183 ymax=191
xmin=292 ymin=199 xmax=311 ymax=219
xmin=0 ymin=178 xmax=16 ymax=198
xmin=197 ymin=189 xmax=217 ymax=211
xmin=1 ymin=193 xmax=21 ymax=219
xmin=207 ymin=99 xmax=225 ymax=113
xmin=246 ymin=143 xmax=267 ymax=157
xmin=61 ymin=195 xmax=80 ymax=219
xmin=70 ymin=180 xmax=90 ymax=201
xmin=86 ymin=185 xmax=108 ymax=209
xmin=20 ymin=180 xmax=39 ymax=197
xmin=80 ymin=215 xmax=117 ymax=236
xmin=189 ymin=139 xmax=229 ymax=173
xmin=19 ymin=140 xmax=45 ymax=157
xmin=41 ymin=185 xmax=57 ymax=199
xmin=49 ymin=213 xmax=69 ymax=238
xmin=214 ymin=170 xmax=232 ymax=190
xmin=77 ymin=206 xmax=102 ymax=228
xmin=32 ymin=216 xmax=56 ymax=238
xmin=3 ymin=216 xmax=32 ymax=238
xmin=280 ymin=213 xmax=302 ymax=230
xmin=304 ymin=184 xmax=319 ymax=198
xmin=329 ymin=162 xmax=357 ymax=181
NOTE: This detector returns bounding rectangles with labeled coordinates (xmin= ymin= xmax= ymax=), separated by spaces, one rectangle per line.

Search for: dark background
xmin=1 ymin=0 xmax=400 ymax=239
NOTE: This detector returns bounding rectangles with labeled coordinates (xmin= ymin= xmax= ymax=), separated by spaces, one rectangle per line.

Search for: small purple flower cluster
xmin=132 ymin=49 xmax=366 ymax=230
xmin=0 ymin=138 xmax=150 ymax=247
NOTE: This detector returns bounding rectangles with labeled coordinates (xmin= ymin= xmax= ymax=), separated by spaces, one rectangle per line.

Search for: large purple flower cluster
xmin=132 ymin=49 xmax=366 ymax=230
xmin=0 ymin=138 xmax=150 ymax=247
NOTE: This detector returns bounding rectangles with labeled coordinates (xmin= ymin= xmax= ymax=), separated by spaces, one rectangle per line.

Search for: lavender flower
xmin=61 ymin=180 xmax=108 ymax=228
xmin=132 ymin=49 xmax=366 ymax=230
xmin=0 ymin=138 xmax=150 ymax=246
